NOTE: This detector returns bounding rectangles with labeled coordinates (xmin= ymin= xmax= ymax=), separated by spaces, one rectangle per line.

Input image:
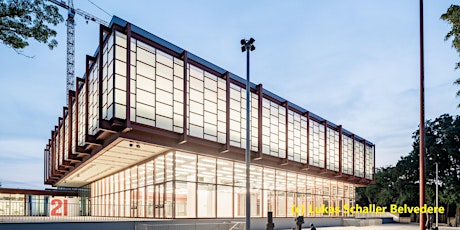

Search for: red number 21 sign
xmin=50 ymin=198 xmax=69 ymax=216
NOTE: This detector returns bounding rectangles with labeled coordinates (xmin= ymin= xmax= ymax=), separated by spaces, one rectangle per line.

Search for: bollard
xmin=266 ymin=211 xmax=274 ymax=230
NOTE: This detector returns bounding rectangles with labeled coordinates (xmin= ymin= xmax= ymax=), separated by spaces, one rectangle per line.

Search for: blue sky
xmin=0 ymin=1 xmax=459 ymax=189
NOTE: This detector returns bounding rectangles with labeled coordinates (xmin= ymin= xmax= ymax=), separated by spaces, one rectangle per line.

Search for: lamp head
xmin=240 ymin=38 xmax=255 ymax=52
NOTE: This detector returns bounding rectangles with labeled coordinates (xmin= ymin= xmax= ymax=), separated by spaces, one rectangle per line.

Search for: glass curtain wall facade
xmin=91 ymin=150 xmax=355 ymax=218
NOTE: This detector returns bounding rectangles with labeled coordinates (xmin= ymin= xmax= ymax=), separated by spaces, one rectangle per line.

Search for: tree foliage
xmin=356 ymin=166 xmax=398 ymax=206
xmin=442 ymin=5 xmax=460 ymax=107
xmin=0 ymin=0 xmax=63 ymax=53
xmin=356 ymin=114 xmax=460 ymax=220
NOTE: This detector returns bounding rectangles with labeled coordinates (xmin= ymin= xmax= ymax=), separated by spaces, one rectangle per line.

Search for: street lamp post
xmin=241 ymin=37 xmax=255 ymax=230
xmin=436 ymin=162 xmax=439 ymax=228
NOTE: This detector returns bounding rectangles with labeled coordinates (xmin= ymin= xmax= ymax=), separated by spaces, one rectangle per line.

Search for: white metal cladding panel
xmin=102 ymin=32 xmax=115 ymax=120
xmin=59 ymin=123 xmax=64 ymax=165
xmin=354 ymin=141 xmax=364 ymax=177
xmin=326 ymin=128 xmax=340 ymax=171
xmin=71 ymin=102 xmax=76 ymax=155
xmin=342 ymin=135 xmax=353 ymax=174
xmin=262 ymin=98 xmax=286 ymax=158
xmin=287 ymin=110 xmax=307 ymax=163
xmin=103 ymin=30 xmax=374 ymax=178
xmin=54 ymin=132 xmax=59 ymax=171
xmin=63 ymin=115 xmax=69 ymax=161
xmin=113 ymin=31 xmax=126 ymax=119
xmin=88 ymin=59 xmax=99 ymax=135
xmin=228 ymin=83 xmax=258 ymax=150
xmin=365 ymin=145 xmax=374 ymax=179
xmin=309 ymin=120 xmax=324 ymax=168
xmin=77 ymin=84 xmax=86 ymax=146
xmin=108 ymin=33 xmax=270 ymax=149
xmin=120 ymin=38 xmax=184 ymax=131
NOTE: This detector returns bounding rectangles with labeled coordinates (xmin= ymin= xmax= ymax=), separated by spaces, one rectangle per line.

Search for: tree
xmin=0 ymin=0 xmax=63 ymax=54
xmin=402 ymin=114 xmax=460 ymax=223
xmin=356 ymin=166 xmax=398 ymax=206
xmin=425 ymin=114 xmax=460 ymax=225
xmin=356 ymin=114 xmax=460 ymax=224
xmin=441 ymin=5 xmax=460 ymax=107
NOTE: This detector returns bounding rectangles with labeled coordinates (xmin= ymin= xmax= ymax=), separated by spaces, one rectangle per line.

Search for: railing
xmin=0 ymin=201 xmax=244 ymax=224
xmin=0 ymin=215 xmax=144 ymax=223
xmin=135 ymin=222 xmax=245 ymax=230
xmin=0 ymin=201 xmax=136 ymax=223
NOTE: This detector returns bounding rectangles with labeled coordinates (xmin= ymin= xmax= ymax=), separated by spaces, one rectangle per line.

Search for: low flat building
xmin=0 ymin=188 xmax=81 ymax=216
xmin=43 ymin=16 xmax=375 ymax=220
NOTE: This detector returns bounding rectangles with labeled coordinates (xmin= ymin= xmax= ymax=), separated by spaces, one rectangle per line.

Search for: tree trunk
xmin=447 ymin=205 xmax=450 ymax=224
xmin=456 ymin=207 xmax=459 ymax=227
xmin=440 ymin=210 xmax=445 ymax=223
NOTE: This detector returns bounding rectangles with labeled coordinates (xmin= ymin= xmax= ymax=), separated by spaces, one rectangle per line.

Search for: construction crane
xmin=48 ymin=0 xmax=109 ymax=104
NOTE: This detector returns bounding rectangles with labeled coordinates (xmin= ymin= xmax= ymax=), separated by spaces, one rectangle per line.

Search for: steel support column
xmin=256 ymin=84 xmax=263 ymax=160
xmin=373 ymin=144 xmax=376 ymax=181
xmin=75 ymin=77 xmax=84 ymax=151
xmin=323 ymin=120 xmax=327 ymax=171
xmin=363 ymin=140 xmax=366 ymax=179
xmin=98 ymin=24 xmax=104 ymax=127
xmin=351 ymin=134 xmax=355 ymax=176
xmin=338 ymin=125 xmax=343 ymax=174
xmin=282 ymin=101 xmax=289 ymax=165
xmin=304 ymin=111 xmax=310 ymax=169
xmin=222 ymin=71 xmax=230 ymax=152
xmin=50 ymin=131 xmax=56 ymax=178
xmin=67 ymin=90 xmax=75 ymax=161
xmin=125 ymin=23 xmax=132 ymax=130
xmin=84 ymin=55 xmax=95 ymax=136
xmin=180 ymin=51 xmax=189 ymax=144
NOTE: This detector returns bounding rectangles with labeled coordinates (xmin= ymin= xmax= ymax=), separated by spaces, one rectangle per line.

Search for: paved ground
xmin=295 ymin=224 xmax=460 ymax=230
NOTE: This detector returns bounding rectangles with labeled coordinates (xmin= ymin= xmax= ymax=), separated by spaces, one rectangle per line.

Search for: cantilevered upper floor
xmin=44 ymin=16 xmax=375 ymax=188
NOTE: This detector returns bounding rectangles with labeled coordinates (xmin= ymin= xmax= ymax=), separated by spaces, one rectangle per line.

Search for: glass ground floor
xmin=90 ymin=150 xmax=356 ymax=218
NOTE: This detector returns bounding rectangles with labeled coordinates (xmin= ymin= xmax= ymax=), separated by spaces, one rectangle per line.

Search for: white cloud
xmin=0 ymin=139 xmax=47 ymax=189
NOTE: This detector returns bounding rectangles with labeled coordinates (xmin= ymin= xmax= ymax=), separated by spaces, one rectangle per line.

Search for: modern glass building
xmin=44 ymin=16 xmax=375 ymax=219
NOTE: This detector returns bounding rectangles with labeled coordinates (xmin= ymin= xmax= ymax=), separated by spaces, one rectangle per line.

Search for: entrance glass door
xmin=155 ymin=184 xmax=164 ymax=218
xmin=130 ymin=189 xmax=137 ymax=217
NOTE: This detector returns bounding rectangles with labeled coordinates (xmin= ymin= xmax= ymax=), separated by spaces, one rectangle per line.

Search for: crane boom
xmin=49 ymin=0 xmax=108 ymax=26
xmin=47 ymin=0 xmax=109 ymax=105
xmin=74 ymin=8 xmax=108 ymax=26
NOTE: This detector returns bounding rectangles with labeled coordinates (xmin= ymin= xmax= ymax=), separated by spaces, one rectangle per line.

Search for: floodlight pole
xmin=245 ymin=47 xmax=251 ymax=230
xmin=436 ymin=162 xmax=439 ymax=228
xmin=419 ymin=0 xmax=426 ymax=229
xmin=241 ymin=38 xmax=255 ymax=230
